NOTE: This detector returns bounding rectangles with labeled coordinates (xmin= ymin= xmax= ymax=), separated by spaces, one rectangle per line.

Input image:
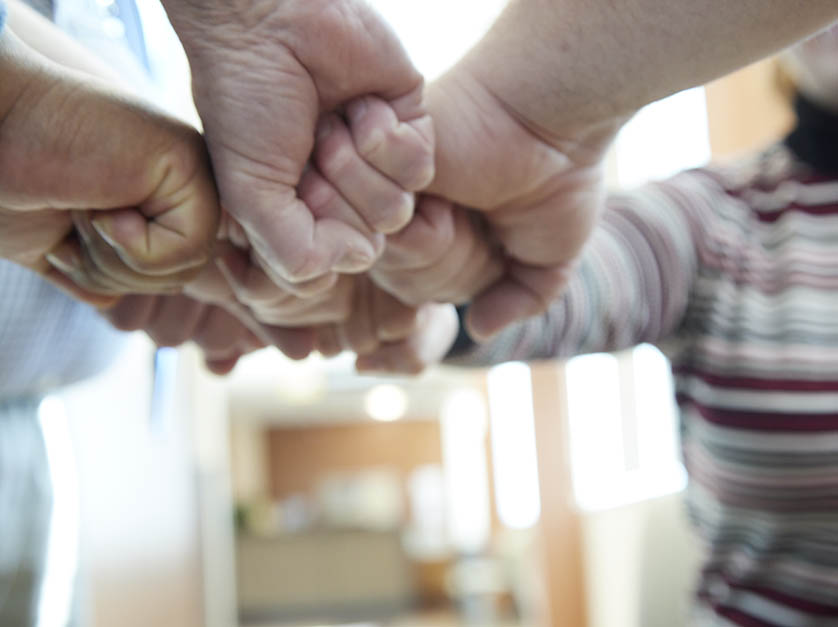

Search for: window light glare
xmin=487 ymin=363 xmax=542 ymax=530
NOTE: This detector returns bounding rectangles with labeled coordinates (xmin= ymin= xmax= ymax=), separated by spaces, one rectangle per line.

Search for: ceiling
xmin=225 ymin=349 xmax=487 ymax=426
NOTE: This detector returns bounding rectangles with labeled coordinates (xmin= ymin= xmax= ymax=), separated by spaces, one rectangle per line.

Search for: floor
xmin=253 ymin=610 xmax=524 ymax=627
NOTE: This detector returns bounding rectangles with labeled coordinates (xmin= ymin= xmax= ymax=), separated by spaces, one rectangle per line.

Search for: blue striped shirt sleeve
xmin=0 ymin=0 xmax=7 ymax=36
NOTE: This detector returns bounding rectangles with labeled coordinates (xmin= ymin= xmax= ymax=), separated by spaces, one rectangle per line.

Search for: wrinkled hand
xmin=352 ymin=303 xmax=458 ymax=376
xmin=370 ymin=195 xmax=503 ymax=307
xmin=201 ymin=91 xmax=442 ymax=334
xmin=0 ymin=31 xmax=220 ymax=306
xmin=312 ymin=276 xmax=459 ymax=376
xmin=103 ymin=294 xmax=265 ymax=375
xmin=424 ymin=68 xmax=623 ymax=341
xmin=164 ymin=0 xmax=434 ymax=293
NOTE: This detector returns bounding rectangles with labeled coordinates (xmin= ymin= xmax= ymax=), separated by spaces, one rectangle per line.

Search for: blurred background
xmin=34 ymin=0 xmax=797 ymax=626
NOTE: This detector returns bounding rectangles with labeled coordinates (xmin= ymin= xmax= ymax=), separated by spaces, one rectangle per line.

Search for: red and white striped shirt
xmin=452 ymin=142 xmax=838 ymax=625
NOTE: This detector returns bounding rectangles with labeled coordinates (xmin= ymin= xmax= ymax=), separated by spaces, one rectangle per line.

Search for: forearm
xmin=0 ymin=0 xmax=126 ymax=126
xmin=448 ymin=181 xmax=700 ymax=366
xmin=461 ymin=0 xmax=838 ymax=134
xmin=6 ymin=0 xmax=119 ymax=80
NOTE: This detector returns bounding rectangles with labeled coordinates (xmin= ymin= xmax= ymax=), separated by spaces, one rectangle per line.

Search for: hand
xmin=298 ymin=97 xmax=504 ymax=307
xmin=163 ymin=0 xmax=435 ymax=292
xmin=211 ymin=241 xmax=356 ymax=327
xmin=354 ymin=303 xmax=459 ymax=376
xmin=423 ymin=67 xmax=622 ymax=341
xmin=370 ymin=195 xmax=503 ymax=307
xmin=181 ymin=251 xmax=319 ymax=361
xmin=202 ymin=94 xmax=440 ymax=331
xmin=103 ymin=294 xmax=264 ymax=375
xmin=0 ymin=31 xmax=220 ymax=305
xmin=312 ymin=277 xmax=459 ymax=376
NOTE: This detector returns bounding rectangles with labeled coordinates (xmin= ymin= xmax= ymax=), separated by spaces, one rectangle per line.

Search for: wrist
xmin=437 ymin=61 xmax=626 ymax=173
xmin=458 ymin=1 xmax=637 ymax=137
xmin=161 ymin=0 xmax=298 ymax=60
xmin=0 ymin=32 xmax=43 ymax=134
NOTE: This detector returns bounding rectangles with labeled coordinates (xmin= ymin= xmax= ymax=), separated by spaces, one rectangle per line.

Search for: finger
xmin=214 ymin=245 xmax=295 ymax=307
xmin=250 ymin=237 xmax=340 ymax=298
xmin=372 ymin=207 xmax=502 ymax=306
xmin=337 ymin=278 xmax=378 ymax=355
xmin=217 ymin=211 xmax=249 ymax=249
xmin=84 ymin=132 xmax=220 ymax=277
xmin=356 ymin=304 xmax=459 ymax=376
xmin=298 ymin=168 xmax=385 ymax=272
xmin=377 ymin=196 xmax=455 ymax=269
xmin=205 ymin=356 xmax=242 ymax=376
xmin=215 ymin=248 xmax=352 ymax=326
xmin=387 ymin=82 xmax=432 ymax=134
xmin=192 ymin=306 xmax=263 ymax=362
xmin=313 ymin=325 xmax=343 ymax=357
xmin=210 ymin=298 xmax=315 ymax=361
xmin=427 ymin=210 xmax=504 ymax=304
xmin=465 ymin=262 xmax=573 ymax=341
xmin=248 ymin=277 xmax=353 ymax=327
xmin=44 ymin=235 xmax=139 ymax=301
xmin=87 ymin=206 xmax=214 ymax=275
xmin=256 ymin=264 xmax=339 ymax=299
xmin=487 ymin=182 xmax=604 ymax=269
xmin=234 ymin=191 xmax=381 ymax=286
xmin=100 ymin=294 xmax=160 ymax=331
xmin=314 ymin=113 xmax=415 ymax=234
xmin=227 ymin=305 xmax=315 ymax=362
xmin=346 ymin=95 xmax=435 ymax=192
xmin=145 ymin=294 xmax=207 ymax=347
xmin=42 ymin=264 xmax=120 ymax=308
xmin=11 ymin=89 xmax=220 ymax=277
xmin=370 ymin=287 xmax=419 ymax=343
xmin=259 ymin=325 xmax=315 ymax=361
xmin=72 ymin=212 xmax=201 ymax=291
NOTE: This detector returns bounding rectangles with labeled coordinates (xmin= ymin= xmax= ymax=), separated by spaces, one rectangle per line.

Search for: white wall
xmin=582 ymin=492 xmax=702 ymax=627
xmin=61 ymin=336 xmax=204 ymax=627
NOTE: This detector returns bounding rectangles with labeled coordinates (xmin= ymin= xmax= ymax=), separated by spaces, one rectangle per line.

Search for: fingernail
xmin=411 ymin=162 xmax=436 ymax=191
xmin=46 ymin=251 xmax=80 ymax=276
xmin=316 ymin=116 xmax=333 ymax=141
xmin=378 ymin=192 xmax=415 ymax=234
xmin=334 ymin=247 xmax=376 ymax=273
xmin=91 ymin=217 xmax=120 ymax=250
xmin=348 ymin=98 xmax=368 ymax=125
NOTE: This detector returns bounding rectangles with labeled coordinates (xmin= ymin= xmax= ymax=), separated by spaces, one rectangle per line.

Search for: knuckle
xmin=320 ymin=142 xmax=355 ymax=180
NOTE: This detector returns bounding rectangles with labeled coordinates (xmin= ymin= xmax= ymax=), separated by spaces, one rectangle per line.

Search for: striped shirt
xmin=451 ymin=142 xmax=838 ymax=625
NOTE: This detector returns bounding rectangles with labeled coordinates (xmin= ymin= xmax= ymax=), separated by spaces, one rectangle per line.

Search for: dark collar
xmin=785 ymin=94 xmax=838 ymax=176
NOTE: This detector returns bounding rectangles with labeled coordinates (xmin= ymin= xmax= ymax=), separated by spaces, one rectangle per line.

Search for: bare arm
xmin=0 ymin=20 xmax=219 ymax=301
xmin=448 ymin=175 xmax=706 ymax=366
xmin=464 ymin=0 xmax=838 ymax=134
xmin=4 ymin=0 xmax=118 ymax=81
xmin=420 ymin=0 xmax=837 ymax=342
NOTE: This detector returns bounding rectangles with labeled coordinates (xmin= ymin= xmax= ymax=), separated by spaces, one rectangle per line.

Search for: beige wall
xmin=266 ymin=420 xmax=443 ymax=501
xmin=705 ymin=58 xmax=795 ymax=159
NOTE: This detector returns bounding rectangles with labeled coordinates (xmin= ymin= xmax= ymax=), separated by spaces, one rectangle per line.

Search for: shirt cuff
xmin=446 ymin=305 xmax=477 ymax=358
